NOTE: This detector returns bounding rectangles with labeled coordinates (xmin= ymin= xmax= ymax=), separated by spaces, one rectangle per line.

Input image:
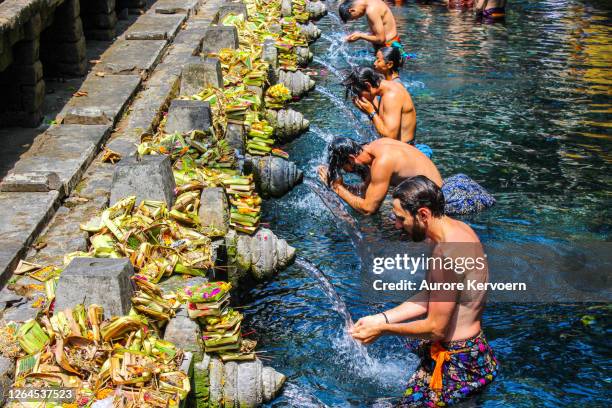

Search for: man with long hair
xmin=318 ymin=137 xmax=442 ymax=215
xmin=318 ymin=137 xmax=495 ymax=216
xmin=343 ymin=66 xmax=417 ymax=144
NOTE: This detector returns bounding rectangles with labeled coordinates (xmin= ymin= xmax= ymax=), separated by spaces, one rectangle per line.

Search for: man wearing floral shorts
xmin=349 ymin=176 xmax=499 ymax=406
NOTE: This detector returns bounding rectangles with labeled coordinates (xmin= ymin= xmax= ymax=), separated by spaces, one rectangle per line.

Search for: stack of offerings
xmin=265 ymin=83 xmax=292 ymax=109
xmin=246 ymin=116 xmax=290 ymax=159
xmin=246 ymin=118 xmax=274 ymax=156
xmin=292 ymin=0 xmax=310 ymax=23
xmin=184 ymin=282 xmax=256 ymax=361
xmin=223 ymin=86 xmax=261 ymax=125
xmin=222 ymin=175 xmax=262 ymax=234
xmin=214 ymin=48 xmax=269 ymax=88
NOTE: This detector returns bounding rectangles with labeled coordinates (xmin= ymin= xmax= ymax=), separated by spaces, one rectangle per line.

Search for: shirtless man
xmin=350 ymin=176 xmax=498 ymax=406
xmin=317 ymin=137 xmax=441 ymax=215
xmin=343 ymin=66 xmax=416 ymax=144
xmin=339 ymin=0 xmax=399 ymax=47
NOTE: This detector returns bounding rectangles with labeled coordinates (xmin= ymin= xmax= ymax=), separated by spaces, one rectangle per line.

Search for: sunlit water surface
xmin=240 ymin=0 xmax=611 ymax=406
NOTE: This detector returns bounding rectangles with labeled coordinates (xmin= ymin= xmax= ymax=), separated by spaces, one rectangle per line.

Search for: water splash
xmin=295 ymin=257 xmax=374 ymax=370
xmin=296 ymin=257 xmax=356 ymax=328
xmin=295 ymin=257 xmax=417 ymax=391
xmin=280 ymin=382 xmax=331 ymax=408
xmin=327 ymin=11 xmax=344 ymax=28
xmin=309 ymin=124 xmax=334 ymax=143
xmin=315 ymin=86 xmax=369 ymax=138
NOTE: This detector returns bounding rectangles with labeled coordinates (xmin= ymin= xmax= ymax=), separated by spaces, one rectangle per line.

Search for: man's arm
xmin=347 ymin=10 xmax=386 ymax=44
xmin=333 ymin=160 xmax=391 ymax=215
xmin=380 ymin=297 xmax=457 ymax=341
xmin=351 ymin=261 xmax=461 ymax=343
xmin=354 ymin=95 xmax=401 ymax=140
xmin=353 ymin=291 xmax=428 ymax=329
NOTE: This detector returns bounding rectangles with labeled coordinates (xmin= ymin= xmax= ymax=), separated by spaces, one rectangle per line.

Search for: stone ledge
xmin=9 ymin=124 xmax=112 ymax=196
xmin=93 ymin=39 xmax=168 ymax=75
xmin=124 ymin=12 xmax=186 ymax=40
xmin=0 ymin=190 xmax=60 ymax=286
xmin=56 ymin=74 xmax=141 ymax=125
xmin=154 ymin=0 xmax=201 ymax=16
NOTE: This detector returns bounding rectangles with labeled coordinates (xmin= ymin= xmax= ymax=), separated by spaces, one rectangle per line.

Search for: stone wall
xmin=0 ymin=0 xmax=86 ymax=126
xmin=0 ymin=0 xmax=148 ymax=127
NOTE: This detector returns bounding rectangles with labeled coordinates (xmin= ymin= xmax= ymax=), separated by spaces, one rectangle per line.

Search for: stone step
xmin=124 ymin=12 xmax=186 ymax=41
xmin=0 ymin=191 xmax=59 ymax=286
xmin=8 ymin=124 xmax=112 ymax=196
xmin=93 ymin=39 xmax=168 ymax=75
xmin=57 ymin=74 xmax=141 ymax=125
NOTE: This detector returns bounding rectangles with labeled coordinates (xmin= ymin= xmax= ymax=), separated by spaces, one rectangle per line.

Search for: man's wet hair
xmin=392 ymin=176 xmax=445 ymax=217
xmin=326 ymin=137 xmax=364 ymax=187
xmin=342 ymin=66 xmax=384 ymax=99
xmin=378 ymin=46 xmax=404 ymax=73
xmin=339 ymin=0 xmax=355 ymax=23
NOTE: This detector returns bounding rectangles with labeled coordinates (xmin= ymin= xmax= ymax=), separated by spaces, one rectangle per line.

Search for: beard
xmin=407 ymin=219 xmax=427 ymax=242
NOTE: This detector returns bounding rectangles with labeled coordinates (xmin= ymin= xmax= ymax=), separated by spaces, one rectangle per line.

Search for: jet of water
xmin=303 ymin=178 xmax=362 ymax=242
xmin=295 ymin=257 xmax=373 ymax=360
xmin=313 ymin=56 xmax=344 ymax=80
xmin=309 ymin=124 xmax=334 ymax=143
xmin=296 ymin=257 xmax=355 ymax=327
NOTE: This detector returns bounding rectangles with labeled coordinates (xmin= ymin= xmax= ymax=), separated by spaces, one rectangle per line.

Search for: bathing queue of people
xmin=316 ymin=1 xmax=502 ymax=406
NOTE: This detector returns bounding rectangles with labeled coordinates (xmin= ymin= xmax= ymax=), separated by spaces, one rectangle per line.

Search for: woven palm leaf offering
xmin=292 ymin=0 xmax=310 ymax=23
xmin=8 ymin=304 xmax=190 ymax=407
xmin=75 ymin=197 xmax=215 ymax=282
xmin=246 ymin=117 xmax=276 ymax=156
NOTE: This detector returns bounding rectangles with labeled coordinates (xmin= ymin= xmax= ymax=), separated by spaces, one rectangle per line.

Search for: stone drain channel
xmin=0 ymin=0 xmax=328 ymax=406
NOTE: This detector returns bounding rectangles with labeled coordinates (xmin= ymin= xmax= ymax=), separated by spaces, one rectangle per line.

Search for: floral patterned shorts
xmin=398 ymin=331 xmax=498 ymax=407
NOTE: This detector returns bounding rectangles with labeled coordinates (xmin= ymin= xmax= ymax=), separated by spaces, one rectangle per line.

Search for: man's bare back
xmin=376 ymin=80 xmax=416 ymax=143
xmin=367 ymin=139 xmax=441 ymax=186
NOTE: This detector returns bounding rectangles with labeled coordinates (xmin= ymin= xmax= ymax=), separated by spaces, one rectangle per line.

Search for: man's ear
xmin=416 ymin=207 xmax=431 ymax=222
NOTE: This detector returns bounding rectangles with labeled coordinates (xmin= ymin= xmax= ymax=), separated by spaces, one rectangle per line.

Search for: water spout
xmin=303 ymin=178 xmax=362 ymax=242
